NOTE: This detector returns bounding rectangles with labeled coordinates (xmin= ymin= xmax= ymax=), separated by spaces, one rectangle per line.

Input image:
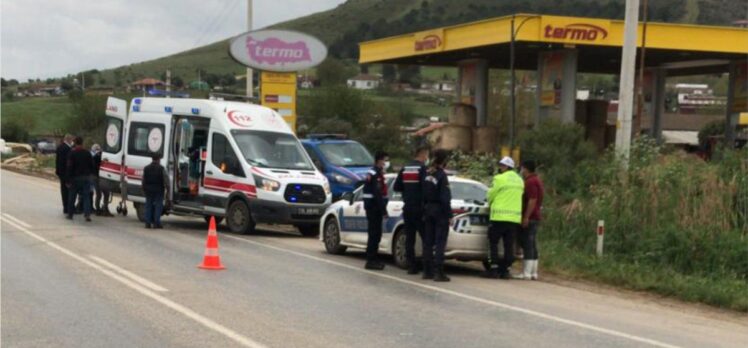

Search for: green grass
xmin=542 ymin=239 xmax=748 ymax=311
xmin=367 ymin=93 xmax=450 ymax=119
xmin=1 ymin=97 xmax=74 ymax=136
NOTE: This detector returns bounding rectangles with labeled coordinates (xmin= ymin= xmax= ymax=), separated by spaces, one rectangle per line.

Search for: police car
xmin=320 ymin=174 xmax=491 ymax=268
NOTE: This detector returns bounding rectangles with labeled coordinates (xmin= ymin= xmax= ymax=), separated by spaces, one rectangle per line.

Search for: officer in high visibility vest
xmin=483 ymin=156 xmax=524 ymax=279
xmin=363 ymin=151 xmax=390 ymax=270
xmin=422 ymin=149 xmax=452 ymax=282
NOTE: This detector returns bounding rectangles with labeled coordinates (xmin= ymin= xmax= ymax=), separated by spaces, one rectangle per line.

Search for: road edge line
xmin=224 ymin=234 xmax=681 ymax=348
xmin=88 ymin=255 xmax=169 ymax=293
xmin=0 ymin=216 xmax=267 ymax=348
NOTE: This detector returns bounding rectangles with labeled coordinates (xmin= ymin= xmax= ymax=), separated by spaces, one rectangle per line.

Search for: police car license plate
xmin=297 ymin=208 xmax=320 ymax=215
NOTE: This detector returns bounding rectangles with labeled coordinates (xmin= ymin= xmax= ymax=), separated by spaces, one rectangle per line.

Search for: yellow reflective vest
xmin=486 ymin=170 xmax=525 ymax=223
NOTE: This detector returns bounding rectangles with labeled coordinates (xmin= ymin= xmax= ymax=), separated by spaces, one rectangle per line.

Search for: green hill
xmin=78 ymin=0 xmax=748 ymax=87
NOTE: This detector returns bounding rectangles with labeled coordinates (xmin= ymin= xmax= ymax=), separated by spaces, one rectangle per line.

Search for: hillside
xmin=92 ymin=0 xmax=746 ymax=86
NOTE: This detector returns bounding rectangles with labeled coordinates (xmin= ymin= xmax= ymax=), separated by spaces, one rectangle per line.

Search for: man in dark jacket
xmin=422 ymin=149 xmax=452 ymax=282
xmin=66 ymin=136 xmax=94 ymax=221
xmin=91 ymin=144 xmax=113 ymax=216
xmin=393 ymin=146 xmax=429 ymax=275
xmin=362 ymin=151 xmax=389 ymax=270
xmin=55 ymin=134 xmax=74 ymax=215
xmin=142 ymin=154 xmax=169 ymax=229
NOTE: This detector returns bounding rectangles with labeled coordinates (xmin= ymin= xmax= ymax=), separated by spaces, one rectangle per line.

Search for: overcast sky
xmin=1 ymin=0 xmax=347 ymax=80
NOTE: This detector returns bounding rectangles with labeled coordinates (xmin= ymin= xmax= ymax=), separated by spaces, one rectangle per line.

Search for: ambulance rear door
xmin=101 ymin=97 xmax=128 ymax=194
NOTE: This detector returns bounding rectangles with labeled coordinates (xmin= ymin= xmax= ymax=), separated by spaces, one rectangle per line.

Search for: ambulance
xmin=100 ymin=97 xmax=331 ymax=236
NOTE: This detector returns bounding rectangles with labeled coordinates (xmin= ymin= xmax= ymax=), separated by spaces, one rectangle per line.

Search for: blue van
xmin=301 ymin=135 xmax=374 ymax=199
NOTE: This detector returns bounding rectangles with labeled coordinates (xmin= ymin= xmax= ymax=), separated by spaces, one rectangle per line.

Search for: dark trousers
xmin=68 ymin=177 xmax=92 ymax=217
xmin=520 ymin=221 xmax=539 ymax=260
xmin=59 ymin=177 xmax=69 ymax=214
xmin=94 ymin=180 xmax=110 ymax=212
xmin=145 ymin=192 xmax=164 ymax=226
xmin=488 ymin=221 xmax=518 ymax=274
xmin=423 ymin=204 xmax=449 ymax=268
xmin=403 ymin=208 xmax=424 ymax=266
xmin=366 ymin=209 xmax=383 ymax=262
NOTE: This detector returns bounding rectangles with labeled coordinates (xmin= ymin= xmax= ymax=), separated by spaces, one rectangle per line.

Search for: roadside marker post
xmin=596 ymin=220 xmax=605 ymax=257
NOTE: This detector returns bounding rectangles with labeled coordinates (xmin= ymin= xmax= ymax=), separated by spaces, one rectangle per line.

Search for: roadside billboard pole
xmin=615 ymin=0 xmax=640 ymax=166
xmin=246 ymin=0 xmax=254 ymax=99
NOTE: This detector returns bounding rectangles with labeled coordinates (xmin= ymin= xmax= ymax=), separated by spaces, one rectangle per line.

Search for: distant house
xmin=21 ymin=84 xmax=63 ymax=97
xmin=347 ymin=74 xmax=381 ymax=90
xmin=298 ymin=76 xmax=317 ymax=89
xmin=130 ymin=78 xmax=165 ymax=91
xmin=421 ymin=80 xmax=455 ymax=93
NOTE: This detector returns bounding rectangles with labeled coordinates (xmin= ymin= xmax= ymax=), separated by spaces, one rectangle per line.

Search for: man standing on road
xmin=363 ymin=151 xmax=389 ymax=270
xmin=422 ymin=149 xmax=452 ymax=282
xmin=55 ymin=134 xmax=74 ymax=215
xmin=393 ymin=146 xmax=430 ymax=275
xmin=519 ymin=160 xmax=544 ymax=280
xmin=483 ymin=156 xmax=524 ymax=279
xmin=91 ymin=144 xmax=113 ymax=216
xmin=142 ymin=154 xmax=169 ymax=229
xmin=66 ymin=136 xmax=94 ymax=221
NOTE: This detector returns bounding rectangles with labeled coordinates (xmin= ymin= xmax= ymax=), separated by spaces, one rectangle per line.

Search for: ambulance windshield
xmin=231 ymin=130 xmax=314 ymax=171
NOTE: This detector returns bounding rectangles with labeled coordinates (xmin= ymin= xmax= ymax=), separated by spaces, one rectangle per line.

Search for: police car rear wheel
xmin=392 ymin=229 xmax=408 ymax=269
xmin=323 ymin=218 xmax=346 ymax=254
xmin=227 ymin=200 xmax=255 ymax=235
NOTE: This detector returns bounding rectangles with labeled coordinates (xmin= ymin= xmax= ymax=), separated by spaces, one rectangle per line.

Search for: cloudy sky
xmin=1 ymin=0 xmax=347 ymax=80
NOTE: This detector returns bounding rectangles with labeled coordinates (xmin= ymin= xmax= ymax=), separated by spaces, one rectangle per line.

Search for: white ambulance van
xmin=100 ymin=97 xmax=331 ymax=236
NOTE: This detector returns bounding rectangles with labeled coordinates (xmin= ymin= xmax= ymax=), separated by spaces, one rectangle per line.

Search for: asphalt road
xmin=2 ymin=169 xmax=747 ymax=348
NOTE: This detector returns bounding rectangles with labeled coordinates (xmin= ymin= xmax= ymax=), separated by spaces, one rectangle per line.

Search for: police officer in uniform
xmin=422 ymin=149 xmax=452 ymax=282
xmin=363 ymin=151 xmax=390 ymax=270
xmin=393 ymin=146 xmax=430 ymax=275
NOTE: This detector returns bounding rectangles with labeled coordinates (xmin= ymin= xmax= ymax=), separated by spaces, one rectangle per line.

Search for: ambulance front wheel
xmin=227 ymin=200 xmax=255 ymax=235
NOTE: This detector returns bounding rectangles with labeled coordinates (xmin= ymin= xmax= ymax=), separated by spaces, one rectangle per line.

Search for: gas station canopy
xmin=359 ymin=14 xmax=748 ymax=76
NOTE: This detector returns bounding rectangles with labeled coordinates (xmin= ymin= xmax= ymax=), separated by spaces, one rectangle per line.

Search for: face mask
xmin=425 ymin=159 xmax=431 ymax=166
xmin=384 ymin=161 xmax=391 ymax=170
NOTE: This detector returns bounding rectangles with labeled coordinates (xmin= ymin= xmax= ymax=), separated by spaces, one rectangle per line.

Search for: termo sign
xmin=544 ymin=23 xmax=608 ymax=41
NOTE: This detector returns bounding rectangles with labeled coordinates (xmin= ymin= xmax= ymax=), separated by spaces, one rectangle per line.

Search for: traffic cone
xmin=198 ymin=216 xmax=225 ymax=270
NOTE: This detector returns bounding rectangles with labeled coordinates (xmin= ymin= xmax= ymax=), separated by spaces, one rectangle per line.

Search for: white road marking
xmin=2 ymin=213 xmax=32 ymax=228
xmin=0 ymin=215 xmax=267 ymax=348
xmin=224 ymin=234 xmax=681 ymax=348
xmin=89 ymin=255 xmax=169 ymax=293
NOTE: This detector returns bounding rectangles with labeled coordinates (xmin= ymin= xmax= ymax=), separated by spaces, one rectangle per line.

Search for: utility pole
xmin=166 ymin=69 xmax=171 ymax=98
xmin=634 ymin=0 xmax=649 ymax=137
xmin=510 ymin=16 xmax=516 ymax=150
xmin=246 ymin=0 xmax=254 ymax=100
xmin=615 ymin=0 xmax=641 ymax=165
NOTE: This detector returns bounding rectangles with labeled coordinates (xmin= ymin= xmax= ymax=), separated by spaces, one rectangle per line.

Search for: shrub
xmin=518 ymin=118 xmax=598 ymax=196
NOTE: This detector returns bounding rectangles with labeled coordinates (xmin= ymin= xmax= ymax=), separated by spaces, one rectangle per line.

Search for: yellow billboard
xmin=260 ymin=72 xmax=297 ymax=132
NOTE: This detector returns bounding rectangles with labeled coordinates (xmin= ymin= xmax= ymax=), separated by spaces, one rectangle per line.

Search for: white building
xmin=347 ymin=74 xmax=381 ymax=90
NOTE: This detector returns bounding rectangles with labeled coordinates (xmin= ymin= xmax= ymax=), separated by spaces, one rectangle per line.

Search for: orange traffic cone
xmin=198 ymin=216 xmax=225 ymax=270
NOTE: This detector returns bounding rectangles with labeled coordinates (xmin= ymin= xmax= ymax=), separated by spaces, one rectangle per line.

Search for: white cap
xmin=499 ymin=156 xmax=515 ymax=169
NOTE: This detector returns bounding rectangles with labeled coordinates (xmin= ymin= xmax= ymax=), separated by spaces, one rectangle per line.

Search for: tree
xmin=1 ymin=78 xmax=7 ymax=87
xmin=172 ymin=76 xmax=184 ymax=88
xmin=316 ymin=58 xmax=355 ymax=87
xmin=398 ymin=65 xmax=422 ymax=88
xmin=382 ymin=64 xmax=397 ymax=83
xmin=8 ymin=79 xmax=19 ymax=86
xmin=113 ymin=69 xmax=123 ymax=87
xmin=60 ymin=80 xmax=74 ymax=92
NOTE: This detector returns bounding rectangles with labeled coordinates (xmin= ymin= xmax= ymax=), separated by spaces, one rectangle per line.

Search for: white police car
xmin=319 ymin=174 xmax=491 ymax=268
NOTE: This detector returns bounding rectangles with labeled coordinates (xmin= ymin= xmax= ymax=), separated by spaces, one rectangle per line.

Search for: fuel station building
xmin=358 ymin=14 xmax=748 ymax=151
